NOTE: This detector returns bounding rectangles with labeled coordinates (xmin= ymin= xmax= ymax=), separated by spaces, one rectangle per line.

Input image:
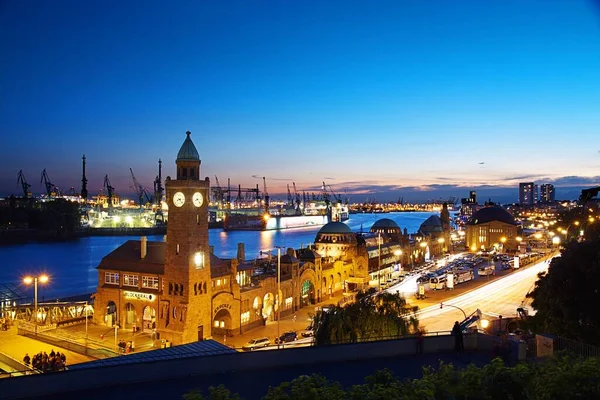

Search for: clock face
xmin=173 ymin=192 xmax=185 ymax=207
xmin=193 ymin=192 xmax=204 ymax=207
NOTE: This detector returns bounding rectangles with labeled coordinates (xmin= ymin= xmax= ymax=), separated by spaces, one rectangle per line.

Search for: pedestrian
xmin=50 ymin=349 xmax=55 ymax=358
xmin=23 ymin=353 xmax=31 ymax=366
xmin=416 ymin=329 xmax=424 ymax=354
xmin=293 ymin=314 xmax=297 ymax=323
xmin=451 ymin=321 xmax=464 ymax=352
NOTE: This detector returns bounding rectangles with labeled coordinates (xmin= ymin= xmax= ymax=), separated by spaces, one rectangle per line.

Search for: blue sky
xmin=1 ymin=0 xmax=600 ymax=202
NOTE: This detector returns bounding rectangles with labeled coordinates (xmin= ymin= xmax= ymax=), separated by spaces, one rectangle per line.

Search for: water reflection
xmin=0 ymin=212 xmax=435 ymax=299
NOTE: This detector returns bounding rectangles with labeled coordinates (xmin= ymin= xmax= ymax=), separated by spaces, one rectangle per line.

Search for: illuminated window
xmin=217 ymin=279 xmax=221 ymax=286
xmin=105 ymin=272 xmax=119 ymax=285
xmin=123 ymin=274 xmax=138 ymax=287
xmin=241 ymin=311 xmax=250 ymax=324
xmin=285 ymin=297 xmax=293 ymax=308
xmin=142 ymin=276 xmax=159 ymax=289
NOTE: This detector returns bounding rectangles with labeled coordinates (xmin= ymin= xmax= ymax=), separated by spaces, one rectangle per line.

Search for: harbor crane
xmin=263 ymin=177 xmax=270 ymax=213
xmin=293 ymin=182 xmax=302 ymax=212
xmin=130 ymin=168 xmax=152 ymax=208
xmin=321 ymin=182 xmax=331 ymax=205
xmin=40 ymin=169 xmax=60 ymax=197
xmin=103 ymin=175 xmax=115 ymax=209
xmin=286 ymin=184 xmax=294 ymax=207
xmin=153 ymin=159 xmax=164 ymax=207
xmin=212 ymin=176 xmax=225 ymax=205
xmin=17 ymin=170 xmax=32 ymax=198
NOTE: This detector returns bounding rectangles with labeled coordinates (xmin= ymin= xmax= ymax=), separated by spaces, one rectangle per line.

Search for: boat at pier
xmin=223 ymin=201 xmax=349 ymax=231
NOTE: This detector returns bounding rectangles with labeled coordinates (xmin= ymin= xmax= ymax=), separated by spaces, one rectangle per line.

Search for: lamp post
xmin=437 ymin=237 xmax=445 ymax=255
xmin=85 ymin=301 xmax=89 ymax=355
xmin=23 ymin=275 xmax=49 ymax=335
xmin=378 ymin=233 xmax=382 ymax=291
xmin=277 ymin=247 xmax=281 ymax=349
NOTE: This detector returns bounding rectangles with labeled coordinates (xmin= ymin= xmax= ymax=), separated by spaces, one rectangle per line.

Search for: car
xmin=301 ymin=325 xmax=314 ymax=338
xmin=242 ymin=337 xmax=270 ymax=351
xmin=275 ymin=331 xmax=298 ymax=344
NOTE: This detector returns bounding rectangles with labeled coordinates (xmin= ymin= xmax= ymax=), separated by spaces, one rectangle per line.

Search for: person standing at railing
xmin=452 ymin=321 xmax=464 ymax=352
xmin=23 ymin=353 xmax=30 ymax=366
xmin=416 ymin=330 xmax=424 ymax=354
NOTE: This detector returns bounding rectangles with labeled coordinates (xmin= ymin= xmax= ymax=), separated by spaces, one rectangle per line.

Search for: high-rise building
xmin=540 ymin=184 xmax=556 ymax=203
xmin=459 ymin=190 xmax=478 ymax=220
xmin=533 ymin=184 xmax=539 ymax=203
xmin=519 ymin=182 xmax=535 ymax=206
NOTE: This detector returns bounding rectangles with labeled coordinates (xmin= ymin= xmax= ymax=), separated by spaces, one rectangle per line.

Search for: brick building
xmin=93 ymin=132 xmax=367 ymax=344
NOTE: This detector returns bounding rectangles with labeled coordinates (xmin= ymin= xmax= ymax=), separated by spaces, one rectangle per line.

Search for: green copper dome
xmin=177 ymin=131 xmax=200 ymax=161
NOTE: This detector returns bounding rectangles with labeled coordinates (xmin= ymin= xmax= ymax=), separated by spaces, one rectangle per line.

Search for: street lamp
xmin=23 ymin=275 xmax=49 ymax=335
xmin=378 ymin=233 xmax=382 ymax=291
xmin=276 ymin=247 xmax=281 ymax=349
xmin=263 ymin=247 xmax=283 ymax=348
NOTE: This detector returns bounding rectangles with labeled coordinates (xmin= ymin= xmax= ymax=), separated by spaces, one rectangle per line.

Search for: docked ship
xmin=223 ymin=200 xmax=349 ymax=231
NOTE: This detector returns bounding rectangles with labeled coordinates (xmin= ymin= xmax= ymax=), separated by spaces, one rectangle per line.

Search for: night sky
xmin=1 ymin=1 xmax=600 ymax=202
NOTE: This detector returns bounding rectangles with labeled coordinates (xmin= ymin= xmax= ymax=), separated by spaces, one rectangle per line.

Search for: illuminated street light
xmin=516 ymin=237 xmax=522 ymax=242
xmin=23 ymin=275 xmax=49 ymax=335
xmin=552 ymin=236 xmax=561 ymax=245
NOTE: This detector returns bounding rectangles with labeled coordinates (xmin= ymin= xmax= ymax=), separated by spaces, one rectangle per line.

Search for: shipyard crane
xmin=104 ymin=175 xmax=115 ymax=209
xmin=130 ymin=168 xmax=152 ymax=208
xmin=40 ymin=169 xmax=59 ymax=197
xmin=153 ymin=159 xmax=163 ymax=207
xmin=81 ymin=155 xmax=88 ymax=201
xmin=327 ymin=184 xmax=341 ymax=203
xmin=262 ymin=177 xmax=270 ymax=213
xmin=227 ymin=178 xmax=232 ymax=209
xmin=321 ymin=182 xmax=330 ymax=205
xmin=293 ymin=182 xmax=302 ymax=212
xmin=212 ymin=175 xmax=225 ymax=205
xmin=17 ymin=170 xmax=32 ymax=199
xmin=287 ymin=184 xmax=294 ymax=206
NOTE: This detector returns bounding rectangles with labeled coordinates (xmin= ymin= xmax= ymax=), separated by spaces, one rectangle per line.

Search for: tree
xmin=528 ymin=237 xmax=600 ymax=345
xmin=183 ymin=354 xmax=600 ymax=400
xmin=262 ymin=374 xmax=345 ymax=400
xmin=312 ymin=288 xmax=419 ymax=345
xmin=182 ymin=385 xmax=241 ymax=400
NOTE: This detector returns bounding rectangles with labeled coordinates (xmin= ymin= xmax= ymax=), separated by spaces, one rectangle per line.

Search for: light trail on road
xmin=417 ymin=257 xmax=554 ymax=332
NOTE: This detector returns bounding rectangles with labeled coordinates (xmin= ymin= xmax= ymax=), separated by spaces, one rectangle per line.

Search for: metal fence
xmin=554 ymin=336 xmax=600 ymax=358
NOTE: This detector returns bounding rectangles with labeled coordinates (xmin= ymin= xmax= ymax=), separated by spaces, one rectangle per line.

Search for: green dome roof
xmin=370 ymin=218 xmax=401 ymax=232
xmin=468 ymin=206 xmax=517 ymax=226
xmin=177 ymin=131 xmax=200 ymax=161
xmin=317 ymin=221 xmax=352 ymax=234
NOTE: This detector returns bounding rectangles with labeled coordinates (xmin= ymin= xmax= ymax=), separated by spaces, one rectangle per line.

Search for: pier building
xmin=465 ymin=205 xmax=518 ymax=252
xmin=93 ymin=132 xmax=348 ymax=344
xmin=92 ymin=131 xmax=451 ymax=344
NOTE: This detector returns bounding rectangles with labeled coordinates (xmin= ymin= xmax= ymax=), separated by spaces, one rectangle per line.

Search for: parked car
xmin=242 ymin=337 xmax=270 ymax=351
xmin=301 ymin=325 xmax=314 ymax=338
xmin=275 ymin=331 xmax=298 ymax=344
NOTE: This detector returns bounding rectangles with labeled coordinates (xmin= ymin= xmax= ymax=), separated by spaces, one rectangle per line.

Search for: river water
xmin=0 ymin=212 xmax=435 ymax=300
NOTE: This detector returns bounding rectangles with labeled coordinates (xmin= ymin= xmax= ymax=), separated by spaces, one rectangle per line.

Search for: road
xmin=415 ymin=257 xmax=553 ymax=333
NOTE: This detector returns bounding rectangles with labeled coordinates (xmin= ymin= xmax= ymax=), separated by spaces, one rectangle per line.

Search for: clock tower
xmin=162 ymin=131 xmax=212 ymax=343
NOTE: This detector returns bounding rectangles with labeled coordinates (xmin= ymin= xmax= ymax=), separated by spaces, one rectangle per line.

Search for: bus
xmin=478 ymin=265 xmax=495 ymax=276
xmin=454 ymin=269 xmax=474 ymax=284
xmin=429 ymin=274 xmax=447 ymax=290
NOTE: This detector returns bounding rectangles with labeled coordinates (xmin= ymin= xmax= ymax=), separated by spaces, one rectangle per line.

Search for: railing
xmin=16 ymin=321 xmax=57 ymax=333
xmin=554 ymin=336 xmax=600 ymax=358
xmin=18 ymin=331 xmax=117 ymax=360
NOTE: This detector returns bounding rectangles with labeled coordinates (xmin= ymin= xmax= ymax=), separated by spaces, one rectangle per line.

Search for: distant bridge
xmin=1 ymin=301 xmax=93 ymax=326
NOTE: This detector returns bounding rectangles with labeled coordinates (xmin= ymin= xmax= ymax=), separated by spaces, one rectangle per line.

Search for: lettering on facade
xmin=123 ymin=291 xmax=154 ymax=301
xmin=213 ymin=303 xmax=232 ymax=315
